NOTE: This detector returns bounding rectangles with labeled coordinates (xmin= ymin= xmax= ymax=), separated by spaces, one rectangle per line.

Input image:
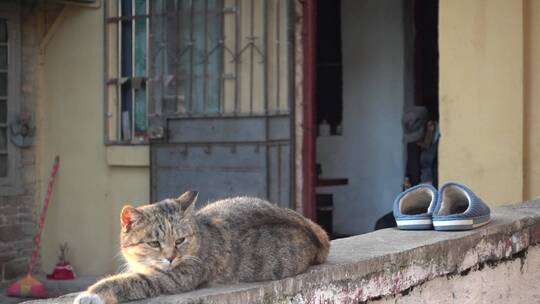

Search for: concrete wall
xmin=38 ymin=6 xmax=150 ymax=276
xmin=30 ymin=201 xmax=540 ymax=304
xmin=316 ymin=0 xmax=406 ymax=235
xmin=438 ymin=0 xmax=526 ymax=206
xmin=525 ymin=0 xmax=540 ymax=201
xmin=373 ymin=247 xmax=540 ymax=303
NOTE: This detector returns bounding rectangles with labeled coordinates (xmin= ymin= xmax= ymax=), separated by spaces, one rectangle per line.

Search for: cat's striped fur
xmin=74 ymin=191 xmax=330 ymax=304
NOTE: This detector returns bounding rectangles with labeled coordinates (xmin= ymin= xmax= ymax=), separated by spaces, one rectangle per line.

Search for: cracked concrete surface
xmin=24 ymin=200 xmax=540 ymax=304
xmin=373 ymin=246 xmax=540 ymax=304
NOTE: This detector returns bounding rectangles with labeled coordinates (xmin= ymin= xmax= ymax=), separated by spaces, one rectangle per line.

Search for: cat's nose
xmin=166 ymin=255 xmax=176 ymax=263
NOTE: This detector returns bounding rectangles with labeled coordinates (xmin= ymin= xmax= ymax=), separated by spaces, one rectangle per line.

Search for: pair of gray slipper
xmin=393 ymin=182 xmax=491 ymax=231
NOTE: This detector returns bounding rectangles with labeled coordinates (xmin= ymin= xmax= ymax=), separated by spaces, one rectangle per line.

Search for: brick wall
xmin=0 ymin=2 xmax=62 ymax=283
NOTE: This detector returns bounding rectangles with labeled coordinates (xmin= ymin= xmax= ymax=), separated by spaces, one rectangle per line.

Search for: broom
xmin=6 ymin=156 xmax=60 ymax=298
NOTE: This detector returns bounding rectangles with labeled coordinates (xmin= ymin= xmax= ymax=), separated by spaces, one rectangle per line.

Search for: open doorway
xmin=312 ymin=0 xmax=439 ymax=238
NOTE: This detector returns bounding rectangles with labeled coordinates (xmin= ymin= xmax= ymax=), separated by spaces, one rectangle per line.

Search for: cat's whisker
xmin=113 ymin=251 xmax=131 ymax=273
xmin=181 ymin=255 xmax=203 ymax=265
xmin=117 ymin=262 xmax=129 ymax=273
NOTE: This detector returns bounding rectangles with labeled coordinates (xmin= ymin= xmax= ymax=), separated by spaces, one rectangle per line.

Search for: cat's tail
xmin=305 ymin=218 xmax=330 ymax=264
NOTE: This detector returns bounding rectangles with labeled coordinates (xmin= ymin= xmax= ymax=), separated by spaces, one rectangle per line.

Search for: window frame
xmin=104 ymin=0 xmax=150 ymax=146
xmin=0 ymin=2 xmax=22 ymax=195
xmin=104 ymin=0 xmax=294 ymax=144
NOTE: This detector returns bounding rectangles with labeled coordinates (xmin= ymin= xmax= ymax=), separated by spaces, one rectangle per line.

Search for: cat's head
xmin=119 ymin=191 xmax=200 ymax=272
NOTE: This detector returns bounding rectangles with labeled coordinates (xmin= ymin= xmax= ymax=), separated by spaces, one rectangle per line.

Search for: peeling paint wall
xmin=283 ymin=227 xmax=538 ymax=304
xmin=372 ymin=246 xmax=540 ymax=304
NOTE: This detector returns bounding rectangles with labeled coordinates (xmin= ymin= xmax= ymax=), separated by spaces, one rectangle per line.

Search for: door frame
xmin=302 ymin=0 xmax=317 ymax=220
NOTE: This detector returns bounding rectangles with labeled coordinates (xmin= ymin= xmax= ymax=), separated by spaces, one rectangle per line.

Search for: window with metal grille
xmin=105 ymin=0 xmax=293 ymax=143
xmin=105 ymin=0 xmax=149 ymax=144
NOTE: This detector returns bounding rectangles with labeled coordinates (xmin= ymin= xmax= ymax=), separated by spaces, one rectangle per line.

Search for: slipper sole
xmin=396 ymin=218 xmax=433 ymax=230
xmin=433 ymin=216 xmax=490 ymax=231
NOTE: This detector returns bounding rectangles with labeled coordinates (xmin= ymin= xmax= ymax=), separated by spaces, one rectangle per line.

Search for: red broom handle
xmin=28 ymin=156 xmax=60 ymax=275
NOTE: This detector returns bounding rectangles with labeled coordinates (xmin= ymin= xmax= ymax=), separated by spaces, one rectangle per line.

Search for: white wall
xmin=317 ymin=0 xmax=406 ymax=235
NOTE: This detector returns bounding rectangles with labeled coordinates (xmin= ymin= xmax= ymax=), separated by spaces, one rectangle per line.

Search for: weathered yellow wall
xmin=38 ymin=6 xmax=149 ymax=276
xmin=439 ymin=0 xmax=524 ymax=206
xmin=525 ymin=0 xmax=540 ymax=200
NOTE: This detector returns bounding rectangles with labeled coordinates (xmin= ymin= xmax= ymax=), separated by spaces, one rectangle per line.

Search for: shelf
xmin=317 ymin=178 xmax=349 ymax=187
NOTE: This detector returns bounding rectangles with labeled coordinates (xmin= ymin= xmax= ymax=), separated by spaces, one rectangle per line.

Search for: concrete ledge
xmin=25 ymin=200 xmax=540 ymax=303
xmin=106 ymin=145 xmax=149 ymax=167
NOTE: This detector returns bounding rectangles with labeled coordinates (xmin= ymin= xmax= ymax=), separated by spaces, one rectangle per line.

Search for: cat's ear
xmin=174 ymin=190 xmax=198 ymax=215
xmin=120 ymin=205 xmax=143 ymax=232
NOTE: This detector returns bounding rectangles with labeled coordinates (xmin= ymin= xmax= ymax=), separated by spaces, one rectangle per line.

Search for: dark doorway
xmin=316 ymin=0 xmax=343 ymax=136
xmin=414 ymin=0 xmax=439 ymax=122
xmin=309 ymin=0 xmax=440 ymax=236
xmin=404 ymin=0 xmax=440 ymax=190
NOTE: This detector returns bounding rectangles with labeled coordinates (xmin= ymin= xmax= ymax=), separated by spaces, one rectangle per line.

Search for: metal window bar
xmin=106 ymin=0 xmax=293 ymax=143
xmin=188 ymin=0 xmax=194 ymax=113
xmin=149 ymin=0 xmax=291 ymax=118
xmin=218 ymin=1 xmax=225 ymax=113
xmin=0 ymin=17 xmax=8 ymax=176
xmin=115 ymin=1 xmax=121 ymax=142
xmin=145 ymin=0 xmax=150 ymax=134
xmin=275 ymin=0 xmax=280 ymax=112
xmin=130 ymin=0 xmax=135 ymax=140
xmin=104 ymin=0 xmax=149 ymax=144
xmin=203 ymin=0 xmax=207 ymax=113
xmin=175 ymin=0 xmax=181 ymax=114
xmin=248 ymin=0 xmax=254 ymax=113
xmin=234 ymin=0 xmax=240 ymax=114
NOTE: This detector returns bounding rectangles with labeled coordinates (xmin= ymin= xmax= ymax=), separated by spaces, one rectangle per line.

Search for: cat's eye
xmin=147 ymin=241 xmax=161 ymax=248
xmin=175 ymin=238 xmax=186 ymax=246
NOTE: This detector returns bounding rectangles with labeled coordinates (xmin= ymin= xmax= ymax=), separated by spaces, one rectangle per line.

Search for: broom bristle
xmin=6 ymin=274 xmax=47 ymax=298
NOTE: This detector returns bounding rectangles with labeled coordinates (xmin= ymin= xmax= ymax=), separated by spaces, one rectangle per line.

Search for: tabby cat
xmin=74 ymin=191 xmax=330 ymax=304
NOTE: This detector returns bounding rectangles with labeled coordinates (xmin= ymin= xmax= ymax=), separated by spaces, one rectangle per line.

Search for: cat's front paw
xmin=73 ymin=292 xmax=105 ymax=304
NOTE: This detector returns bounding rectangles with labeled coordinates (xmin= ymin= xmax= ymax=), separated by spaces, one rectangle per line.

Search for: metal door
xmin=148 ymin=0 xmax=294 ymax=208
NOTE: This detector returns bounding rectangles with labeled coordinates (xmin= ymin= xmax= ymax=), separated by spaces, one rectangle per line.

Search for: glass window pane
xmin=0 ymin=19 xmax=7 ymax=43
xmin=121 ymin=0 xmax=132 ymax=17
xmin=0 ymin=127 xmax=6 ymax=150
xmin=0 ymin=45 xmax=7 ymax=69
xmin=121 ymin=0 xmax=132 ymax=78
xmin=173 ymin=1 xmax=189 ymax=113
xmin=0 ymin=72 xmax=6 ymax=96
xmin=0 ymin=99 xmax=6 ymax=123
xmin=149 ymin=0 xmax=164 ymax=114
xmin=121 ymin=20 xmax=132 ymax=77
xmin=134 ymin=88 xmax=147 ymax=136
xmin=134 ymin=17 xmax=146 ymax=76
xmin=0 ymin=154 xmax=7 ymax=177
xmin=135 ymin=0 xmax=146 ymax=15
xmin=121 ymin=83 xmax=132 ymax=141
xmin=191 ymin=0 xmax=205 ymax=113
xmin=206 ymin=0 xmax=221 ymax=113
